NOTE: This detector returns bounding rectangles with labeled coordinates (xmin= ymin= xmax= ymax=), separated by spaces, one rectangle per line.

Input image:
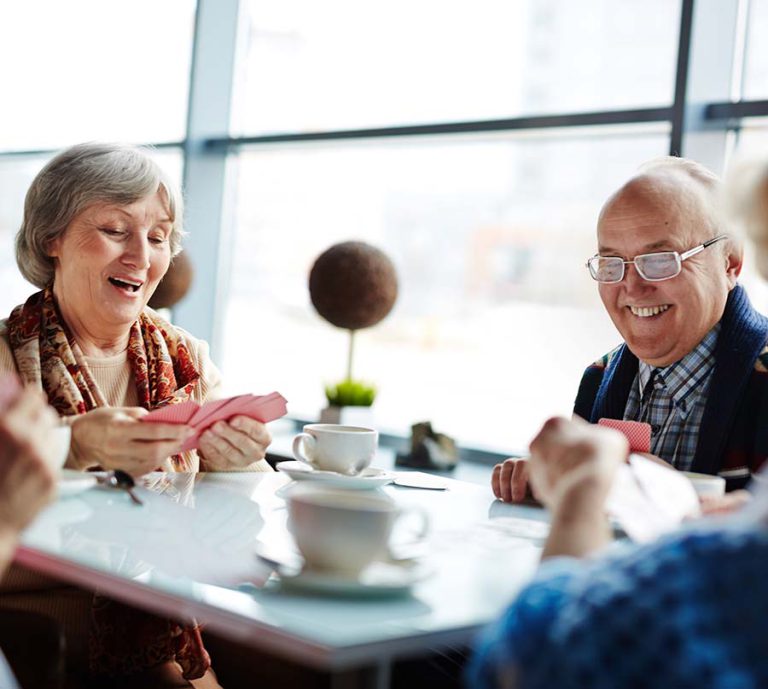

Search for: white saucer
xmin=57 ymin=469 xmax=98 ymax=498
xmin=279 ymin=560 xmax=431 ymax=597
xmin=276 ymin=461 xmax=396 ymax=490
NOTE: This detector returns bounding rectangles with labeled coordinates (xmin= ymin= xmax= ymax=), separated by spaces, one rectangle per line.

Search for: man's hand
xmin=491 ymin=457 xmax=531 ymax=503
xmin=699 ymin=490 xmax=751 ymax=516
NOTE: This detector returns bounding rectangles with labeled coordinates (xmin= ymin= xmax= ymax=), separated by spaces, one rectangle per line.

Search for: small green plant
xmin=325 ymin=379 xmax=377 ymax=407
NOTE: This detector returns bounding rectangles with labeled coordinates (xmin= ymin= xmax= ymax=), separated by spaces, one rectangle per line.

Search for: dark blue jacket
xmin=573 ymin=285 xmax=768 ymax=490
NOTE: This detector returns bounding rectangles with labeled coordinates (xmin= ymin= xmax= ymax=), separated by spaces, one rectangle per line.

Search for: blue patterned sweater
xmin=468 ymin=521 xmax=768 ymax=689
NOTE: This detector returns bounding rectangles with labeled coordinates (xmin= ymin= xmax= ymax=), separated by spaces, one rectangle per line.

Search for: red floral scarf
xmin=5 ymin=288 xmax=210 ymax=680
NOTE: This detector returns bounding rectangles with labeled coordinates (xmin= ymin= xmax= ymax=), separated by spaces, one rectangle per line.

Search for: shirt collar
xmin=637 ymin=322 xmax=721 ymax=416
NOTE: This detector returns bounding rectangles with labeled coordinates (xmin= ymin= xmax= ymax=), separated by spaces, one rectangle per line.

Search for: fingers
xmin=229 ymin=416 xmax=272 ymax=450
xmin=699 ymin=490 xmax=752 ymax=516
xmin=491 ymin=464 xmax=502 ymax=499
xmin=491 ymin=459 xmax=528 ymax=503
xmin=198 ymin=427 xmax=240 ymax=468
xmin=127 ymin=420 xmax=193 ymax=443
xmin=510 ymin=459 xmax=530 ymax=502
xmin=72 ymin=408 xmax=194 ymax=472
xmin=198 ymin=417 xmax=272 ymax=469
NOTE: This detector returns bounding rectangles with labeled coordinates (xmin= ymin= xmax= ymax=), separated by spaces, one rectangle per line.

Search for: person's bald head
xmin=599 ymin=156 xmax=726 ymax=247
xmin=595 ymin=157 xmax=742 ymax=367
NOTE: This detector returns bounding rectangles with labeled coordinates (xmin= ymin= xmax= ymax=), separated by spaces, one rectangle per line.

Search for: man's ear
xmin=726 ymin=238 xmax=744 ymax=287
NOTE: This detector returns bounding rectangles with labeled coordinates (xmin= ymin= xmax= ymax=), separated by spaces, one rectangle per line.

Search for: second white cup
xmin=287 ymin=484 xmax=429 ymax=577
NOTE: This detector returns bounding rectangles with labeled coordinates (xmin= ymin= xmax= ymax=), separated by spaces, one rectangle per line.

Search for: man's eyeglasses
xmin=586 ymin=234 xmax=728 ymax=284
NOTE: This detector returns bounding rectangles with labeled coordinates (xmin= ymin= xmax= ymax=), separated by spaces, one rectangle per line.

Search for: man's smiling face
xmin=596 ymin=173 xmax=741 ymax=367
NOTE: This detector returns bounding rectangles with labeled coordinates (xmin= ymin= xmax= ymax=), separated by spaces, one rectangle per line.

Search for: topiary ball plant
xmin=309 ymin=241 xmax=398 ymax=407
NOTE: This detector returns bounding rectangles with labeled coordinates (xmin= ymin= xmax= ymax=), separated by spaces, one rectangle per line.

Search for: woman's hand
xmin=69 ymin=407 xmax=194 ymax=476
xmin=198 ymin=416 xmax=272 ymax=471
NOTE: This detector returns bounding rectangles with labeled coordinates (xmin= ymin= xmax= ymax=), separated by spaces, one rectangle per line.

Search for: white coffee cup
xmin=287 ymin=485 xmax=429 ymax=577
xmin=46 ymin=426 xmax=71 ymax=473
xmin=292 ymin=424 xmax=378 ymax=475
xmin=681 ymin=471 xmax=726 ymax=498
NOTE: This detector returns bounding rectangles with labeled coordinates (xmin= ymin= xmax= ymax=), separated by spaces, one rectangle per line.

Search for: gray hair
xmin=16 ymin=142 xmax=184 ymax=288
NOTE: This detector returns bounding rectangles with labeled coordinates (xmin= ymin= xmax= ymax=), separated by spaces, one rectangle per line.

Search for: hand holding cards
xmin=142 ymin=392 xmax=287 ymax=452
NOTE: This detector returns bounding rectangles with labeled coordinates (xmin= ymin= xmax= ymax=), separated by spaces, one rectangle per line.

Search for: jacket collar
xmin=591 ymin=285 xmax=768 ymax=474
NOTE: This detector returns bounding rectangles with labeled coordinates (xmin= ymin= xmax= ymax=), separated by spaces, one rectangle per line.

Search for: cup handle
xmin=292 ymin=433 xmax=316 ymax=467
xmin=390 ymin=506 xmax=430 ymax=558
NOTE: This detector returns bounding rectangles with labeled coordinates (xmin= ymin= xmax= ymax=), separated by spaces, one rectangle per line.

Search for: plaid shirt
xmin=623 ymin=324 xmax=720 ymax=471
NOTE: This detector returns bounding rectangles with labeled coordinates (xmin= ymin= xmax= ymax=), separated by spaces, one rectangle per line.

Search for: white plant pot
xmin=319 ymin=405 xmax=375 ymax=428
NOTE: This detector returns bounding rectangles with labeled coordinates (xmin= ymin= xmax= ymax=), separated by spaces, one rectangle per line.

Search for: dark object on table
xmin=396 ymin=422 xmax=459 ymax=472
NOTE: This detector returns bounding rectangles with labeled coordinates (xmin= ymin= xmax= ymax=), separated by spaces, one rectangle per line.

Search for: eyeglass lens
xmin=591 ymin=252 xmax=681 ymax=282
xmin=635 ymin=252 xmax=680 ymax=280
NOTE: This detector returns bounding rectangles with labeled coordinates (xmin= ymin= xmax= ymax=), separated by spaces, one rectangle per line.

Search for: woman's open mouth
xmin=108 ymin=277 xmax=143 ymax=294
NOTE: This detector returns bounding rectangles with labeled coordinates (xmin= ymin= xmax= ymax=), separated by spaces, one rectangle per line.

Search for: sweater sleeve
xmin=0 ymin=330 xmax=18 ymax=376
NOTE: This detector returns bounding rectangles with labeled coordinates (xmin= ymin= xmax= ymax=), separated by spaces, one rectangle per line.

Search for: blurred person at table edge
xmin=472 ymin=414 xmax=768 ymax=689
xmin=0 ymin=381 xmax=58 ymax=689
xmin=493 ymin=157 xmax=768 ymax=502
xmin=0 ymin=142 xmax=275 ymax=687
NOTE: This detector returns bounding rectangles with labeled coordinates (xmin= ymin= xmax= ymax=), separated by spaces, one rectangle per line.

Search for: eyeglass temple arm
xmin=680 ymin=234 xmax=728 ymax=261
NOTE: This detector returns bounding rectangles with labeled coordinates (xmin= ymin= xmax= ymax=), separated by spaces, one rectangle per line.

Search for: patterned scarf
xmin=5 ymin=288 xmax=210 ymax=680
xmin=6 ymin=288 xmax=199 ymax=469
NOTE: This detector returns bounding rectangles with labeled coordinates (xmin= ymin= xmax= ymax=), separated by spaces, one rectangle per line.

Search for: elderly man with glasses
xmin=493 ymin=156 xmax=768 ymax=502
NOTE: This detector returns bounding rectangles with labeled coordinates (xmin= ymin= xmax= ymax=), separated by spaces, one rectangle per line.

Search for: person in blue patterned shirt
xmin=471 ymin=415 xmax=768 ymax=689
xmin=0 ymin=379 xmax=58 ymax=689
xmin=493 ymin=157 xmax=768 ymax=502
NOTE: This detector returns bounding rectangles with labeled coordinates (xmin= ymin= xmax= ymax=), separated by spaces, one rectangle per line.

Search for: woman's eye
xmin=100 ymin=227 xmax=124 ymax=236
xmin=149 ymin=235 xmax=168 ymax=245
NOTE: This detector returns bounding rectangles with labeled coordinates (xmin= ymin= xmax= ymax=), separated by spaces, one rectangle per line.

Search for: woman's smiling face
xmin=48 ymin=190 xmax=173 ymax=336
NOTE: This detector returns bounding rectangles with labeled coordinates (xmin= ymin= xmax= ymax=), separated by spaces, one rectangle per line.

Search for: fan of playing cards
xmin=142 ymin=392 xmax=287 ymax=452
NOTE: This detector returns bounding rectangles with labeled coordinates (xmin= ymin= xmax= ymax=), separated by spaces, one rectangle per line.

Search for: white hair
xmin=16 ymin=142 xmax=184 ymax=288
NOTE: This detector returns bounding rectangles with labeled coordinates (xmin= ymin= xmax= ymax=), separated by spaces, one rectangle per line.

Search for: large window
xmin=237 ymin=0 xmax=680 ymax=134
xmin=3 ymin=0 xmax=768 ymax=459
xmin=743 ymin=0 xmax=768 ymax=99
xmin=220 ymin=0 xmax=683 ymax=453
xmin=0 ymin=0 xmax=196 ymax=151
xmin=223 ymin=127 xmax=668 ymax=451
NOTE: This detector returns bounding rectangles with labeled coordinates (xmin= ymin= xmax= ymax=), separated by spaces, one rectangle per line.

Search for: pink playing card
xmin=597 ymin=418 xmax=652 ymax=453
xmin=179 ymin=392 xmax=288 ymax=453
xmin=188 ymin=398 xmax=231 ymax=429
xmin=238 ymin=392 xmax=288 ymax=423
xmin=196 ymin=394 xmax=253 ymax=429
xmin=142 ymin=400 xmax=199 ymax=424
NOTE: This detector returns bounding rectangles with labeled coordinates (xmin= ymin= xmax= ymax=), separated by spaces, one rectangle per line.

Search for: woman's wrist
xmin=65 ymin=417 xmax=94 ymax=471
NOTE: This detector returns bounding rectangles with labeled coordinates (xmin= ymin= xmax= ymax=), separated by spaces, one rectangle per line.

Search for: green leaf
xmin=324 ymin=379 xmax=377 ymax=407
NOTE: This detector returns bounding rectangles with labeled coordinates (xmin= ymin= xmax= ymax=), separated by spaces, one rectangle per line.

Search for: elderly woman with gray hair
xmin=0 ymin=142 xmax=273 ymax=687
